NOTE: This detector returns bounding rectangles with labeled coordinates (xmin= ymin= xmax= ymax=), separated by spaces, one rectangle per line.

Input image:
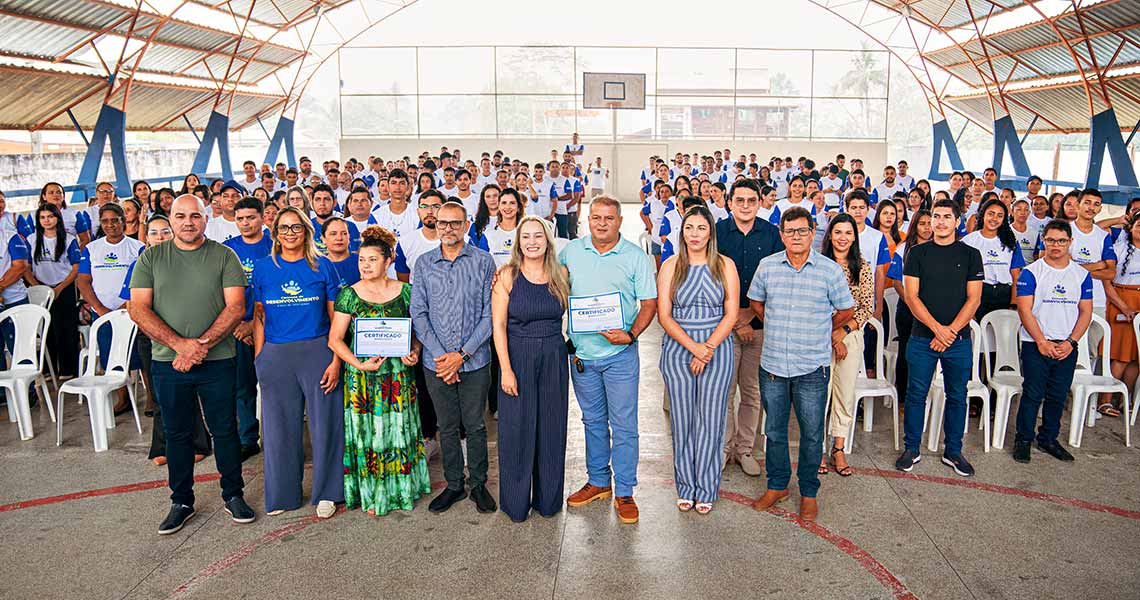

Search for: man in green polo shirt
xmin=129 ymin=194 xmax=255 ymax=536
xmin=559 ymin=195 xmax=657 ymax=524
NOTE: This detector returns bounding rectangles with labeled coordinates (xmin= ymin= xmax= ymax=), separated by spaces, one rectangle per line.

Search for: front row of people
xmin=131 ymin=189 xmax=1098 ymax=535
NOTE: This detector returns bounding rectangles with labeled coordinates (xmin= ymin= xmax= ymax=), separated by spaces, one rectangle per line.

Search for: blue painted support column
xmin=263 ymin=116 xmax=296 ymax=169
xmin=929 ymin=119 xmax=964 ymax=180
xmin=76 ymin=104 xmax=132 ymax=200
xmin=190 ymin=111 xmax=234 ymax=181
xmin=1085 ymin=107 xmax=1139 ymax=190
xmin=991 ymin=114 xmax=1032 ymax=183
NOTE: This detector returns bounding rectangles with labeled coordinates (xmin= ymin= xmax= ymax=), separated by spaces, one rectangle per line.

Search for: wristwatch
xmin=1065 ymin=338 xmax=1078 ymax=351
xmin=627 ymin=330 xmax=638 ymax=344
xmin=841 ymin=324 xmax=853 ymax=335
xmin=460 ymin=351 xmax=471 ymax=362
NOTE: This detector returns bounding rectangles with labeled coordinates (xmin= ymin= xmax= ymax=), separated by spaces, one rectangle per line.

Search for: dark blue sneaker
xmin=941 ymin=453 xmax=975 ymax=477
xmin=894 ymin=449 xmax=921 ymax=472
xmin=158 ymin=503 xmax=195 ymax=535
xmin=224 ymin=497 xmax=257 ymax=524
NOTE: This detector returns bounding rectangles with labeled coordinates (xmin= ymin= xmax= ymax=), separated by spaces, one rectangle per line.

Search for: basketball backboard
xmin=583 ymin=72 xmax=646 ymax=110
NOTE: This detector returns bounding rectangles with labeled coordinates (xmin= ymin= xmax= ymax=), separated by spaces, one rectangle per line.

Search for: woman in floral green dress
xmin=328 ymin=225 xmax=430 ymax=515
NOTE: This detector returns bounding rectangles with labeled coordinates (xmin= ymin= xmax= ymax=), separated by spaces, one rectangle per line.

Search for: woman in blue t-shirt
xmin=252 ymin=206 xmax=345 ymax=519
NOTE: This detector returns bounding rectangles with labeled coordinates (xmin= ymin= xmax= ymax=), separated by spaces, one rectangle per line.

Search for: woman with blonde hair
xmin=491 ymin=214 xmax=571 ymax=522
xmin=657 ymin=205 xmax=739 ymax=514
xmin=252 ymin=206 xmax=345 ymax=519
xmin=328 ymin=225 xmax=430 ymax=515
xmin=285 ymin=185 xmax=311 ymax=215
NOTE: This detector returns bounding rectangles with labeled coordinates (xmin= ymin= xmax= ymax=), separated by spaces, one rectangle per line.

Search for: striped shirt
xmin=409 ymin=242 xmax=496 ymax=372
xmin=747 ymin=250 xmax=855 ymax=378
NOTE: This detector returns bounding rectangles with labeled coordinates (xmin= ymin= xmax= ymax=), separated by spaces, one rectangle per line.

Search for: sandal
xmin=676 ymin=498 xmax=693 ymax=512
xmin=818 ymin=462 xmax=829 ymax=475
xmin=694 ymin=502 xmax=713 ymax=515
xmin=830 ymin=446 xmax=854 ymax=477
xmin=1097 ymin=403 xmax=1122 ymax=418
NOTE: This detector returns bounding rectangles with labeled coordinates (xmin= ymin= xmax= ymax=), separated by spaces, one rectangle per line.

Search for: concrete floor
xmin=2 ymin=315 xmax=1140 ymax=600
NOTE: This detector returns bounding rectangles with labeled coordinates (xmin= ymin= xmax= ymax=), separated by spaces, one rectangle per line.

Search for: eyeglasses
xmin=436 ymin=220 xmax=465 ymax=230
xmin=147 ymin=228 xmax=172 ymax=236
xmin=781 ymin=227 xmax=813 ymax=238
xmin=1042 ymin=237 xmax=1071 ymax=246
xmin=732 ymin=198 xmax=760 ymax=205
xmin=99 ymin=217 xmax=122 ymax=225
xmin=276 ymin=224 xmax=306 ymax=234
xmin=418 ymin=203 xmax=443 ymax=211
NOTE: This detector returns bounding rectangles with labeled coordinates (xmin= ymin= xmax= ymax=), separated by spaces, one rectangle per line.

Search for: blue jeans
xmin=903 ymin=336 xmax=971 ymax=455
xmin=1016 ymin=341 xmax=1077 ymax=444
xmin=571 ymin=343 xmax=640 ymax=496
xmin=233 ymin=336 xmax=260 ymax=446
xmin=759 ymin=365 xmax=829 ymax=498
xmin=152 ymin=358 xmax=244 ymax=507
xmin=555 ymin=214 xmax=570 ymax=239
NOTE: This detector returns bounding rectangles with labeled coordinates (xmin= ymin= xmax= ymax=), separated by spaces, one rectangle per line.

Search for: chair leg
xmin=927 ymin=390 xmax=945 ymax=452
xmin=1068 ymin=391 xmax=1087 ymax=448
xmin=89 ymin=391 xmax=108 ymax=452
xmin=44 ymin=349 xmax=58 ymax=389
xmin=1120 ymin=389 xmax=1131 ymax=448
xmin=39 ymin=376 xmax=55 ymax=423
xmin=56 ymin=389 xmax=66 ymax=446
xmin=890 ymin=392 xmax=899 ymax=451
xmin=12 ymin=383 xmax=33 ymax=441
xmin=992 ymin=391 xmax=1012 ymax=450
xmin=5 ymin=387 xmax=15 ymax=423
xmin=847 ymin=398 xmax=858 ymax=454
xmin=981 ymin=394 xmax=991 ymax=453
xmin=864 ymin=395 xmax=874 ymax=433
xmin=126 ymin=384 xmax=141 ymax=435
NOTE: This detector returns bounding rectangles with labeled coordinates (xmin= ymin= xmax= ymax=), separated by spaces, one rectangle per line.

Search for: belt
xmin=1114 ymin=283 xmax=1140 ymax=291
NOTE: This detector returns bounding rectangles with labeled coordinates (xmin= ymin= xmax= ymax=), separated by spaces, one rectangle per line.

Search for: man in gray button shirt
xmin=410 ymin=201 xmax=497 ymax=514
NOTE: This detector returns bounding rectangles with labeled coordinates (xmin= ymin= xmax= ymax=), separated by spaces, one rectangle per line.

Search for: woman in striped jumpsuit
xmin=657 ymin=205 xmax=740 ymax=514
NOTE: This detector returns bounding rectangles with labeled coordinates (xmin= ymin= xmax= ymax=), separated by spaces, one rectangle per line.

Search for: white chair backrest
xmin=883 ymin=287 xmax=901 ymax=341
xmin=980 ymin=309 xmax=1021 ymax=378
xmin=866 ymin=318 xmax=887 ymax=379
xmin=1076 ymin=313 xmax=1111 ymax=374
xmin=85 ymin=309 xmax=138 ymax=377
xmin=0 ymin=305 xmax=50 ymax=371
xmin=26 ymin=285 xmax=54 ymax=310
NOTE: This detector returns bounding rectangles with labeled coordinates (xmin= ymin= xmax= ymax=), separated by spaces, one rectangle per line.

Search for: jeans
xmin=233 ymin=337 xmax=260 ymax=446
xmin=555 ymin=214 xmax=570 ymax=239
xmin=571 ymin=344 xmax=641 ymax=496
xmin=152 ymin=359 xmax=244 ymax=507
xmin=903 ymin=336 xmax=971 ymax=455
xmin=567 ymin=210 xmax=579 ymax=239
xmin=424 ymin=365 xmax=491 ymax=491
xmin=1016 ymin=341 xmax=1077 ymax=444
xmin=759 ymin=365 xmax=829 ymax=498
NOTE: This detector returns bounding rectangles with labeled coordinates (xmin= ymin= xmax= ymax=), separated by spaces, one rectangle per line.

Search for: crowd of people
xmin=0 ymin=135 xmax=1134 ymax=534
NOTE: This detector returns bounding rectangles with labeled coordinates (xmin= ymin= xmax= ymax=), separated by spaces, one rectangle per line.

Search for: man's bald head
xmin=171 ymin=193 xmax=206 ymax=214
xmin=170 ymin=193 xmax=207 ymax=247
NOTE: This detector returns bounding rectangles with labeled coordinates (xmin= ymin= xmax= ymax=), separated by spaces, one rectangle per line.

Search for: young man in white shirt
xmin=204 ymin=181 xmax=243 ymax=243
xmin=1013 ymin=219 xmax=1091 ymax=463
xmin=897 ymin=160 xmax=915 ymax=191
xmin=586 ymin=157 xmax=609 ymax=197
xmin=344 ymin=186 xmax=378 ymax=233
xmin=565 ymin=132 xmax=585 ymax=166
xmin=239 ymin=161 xmax=260 ymax=194
xmin=372 ymin=169 xmax=418 ymax=242
xmin=1068 ymin=188 xmax=1116 ymax=320
xmin=818 ymin=165 xmax=844 ymax=211
xmin=528 ymin=163 xmax=557 ymax=223
xmin=394 ymin=189 xmax=444 ymax=283
xmin=453 ymin=170 xmax=479 ymax=219
xmin=639 ymin=181 xmax=674 ymax=268
xmin=438 ymin=167 xmax=459 ymax=198
xmin=871 ymin=165 xmax=906 ymax=206
xmin=771 ymin=157 xmax=791 ymax=199
xmin=474 ymin=158 xmax=496 ymax=192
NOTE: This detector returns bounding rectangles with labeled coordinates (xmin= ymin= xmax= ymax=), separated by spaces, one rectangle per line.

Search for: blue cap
xmin=220 ymin=180 xmax=245 ymax=195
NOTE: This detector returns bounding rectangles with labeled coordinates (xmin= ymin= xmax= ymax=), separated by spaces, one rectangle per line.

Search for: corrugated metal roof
xmin=871 ymin=0 xmax=1026 ymax=30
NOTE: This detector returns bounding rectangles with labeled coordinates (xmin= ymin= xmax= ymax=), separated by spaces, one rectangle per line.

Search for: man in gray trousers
xmin=410 ymin=201 xmax=498 ymax=515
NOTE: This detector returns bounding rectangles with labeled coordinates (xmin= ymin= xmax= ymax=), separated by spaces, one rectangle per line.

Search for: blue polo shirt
xmin=559 ymin=235 xmax=657 ymax=361
xmin=224 ymin=234 xmax=273 ymax=321
xmin=330 ymin=253 xmax=361 ymax=286
xmin=251 ymin=255 xmax=341 ymax=344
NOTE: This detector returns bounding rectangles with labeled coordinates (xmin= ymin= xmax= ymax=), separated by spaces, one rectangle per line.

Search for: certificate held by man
xmin=355 ymin=317 xmax=412 ymax=358
xmin=568 ymin=291 xmax=625 ymax=334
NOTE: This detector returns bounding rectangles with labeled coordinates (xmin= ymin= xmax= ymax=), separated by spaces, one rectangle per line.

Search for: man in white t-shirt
xmin=394 ymin=189 xmax=444 ymax=283
xmin=565 ymin=132 xmax=585 ymax=166
xmin=344 ymin=186 xmax=378 ymax=233
xmin=474 ymin=157 xmax=496 ymax=192
xmin=438 ymin=167 xmax=459 ymax=198
xmin=871 ymin=165 xmax=906 ymax=206
xmin=771 ymin=157 xmax=791 ymax=199
xmin=239 ymin=161 xmax=260 ymax=194
xmin=586 ymin=157 xmax=609 ymax=196
xmin=897 ymin=160 xmax=915 ymax=192
xmin=528 ymin=163 xmax=557 ymax=223
xmin=1013 ymin=218 xmax=1091 ymax=463
xmin=818 ymin=165 xmax=844 ymax=211
xmin=372 ymin=169 xmax=418 ymax=243
xmin=204 ymin=180 xmax=243 ymax=243
xmin=453 ymin=170 xmax=479 ymax=219
xmin=1068 ymin=188 xmax=1115 ymax=318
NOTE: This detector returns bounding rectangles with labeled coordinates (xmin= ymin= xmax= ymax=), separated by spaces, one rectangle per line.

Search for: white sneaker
xmin=316 ymin=500 xmax=336 ymax=519
xmin=423 ymin=438 xmax=439 ymax=461
xmin=267 ymin=509 xmax=286 ymax=516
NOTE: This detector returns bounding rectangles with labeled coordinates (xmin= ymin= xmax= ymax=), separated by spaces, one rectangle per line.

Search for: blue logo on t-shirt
xmin=1053 ymin=283 xmax=1067 ymax=298
xmin=1078 ymin=247 xmax=1092 ymax=259
xmin=104 ymin=252 xmax=119 ymax=264
xmin=281 ymin=280 xmax=303 ymax=296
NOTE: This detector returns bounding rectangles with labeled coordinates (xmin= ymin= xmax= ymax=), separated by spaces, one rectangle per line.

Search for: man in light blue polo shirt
xmin=559 ymin=195 xmax=657 ymax=525
xmin=747 ymin=206 xmax=855 ymax=522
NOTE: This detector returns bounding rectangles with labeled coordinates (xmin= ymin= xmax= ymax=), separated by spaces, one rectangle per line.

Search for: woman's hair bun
xmin=360 ymin=225 xmax=396 ymax=249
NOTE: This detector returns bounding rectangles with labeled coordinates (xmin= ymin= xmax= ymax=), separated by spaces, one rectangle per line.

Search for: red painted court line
xmin=855 ymin=467 xmax=1140 ymax=521
xmin=0 ymin=473 xmax=223 ymax=514
xmin=719 ymin=491 xmax=918 ymax=600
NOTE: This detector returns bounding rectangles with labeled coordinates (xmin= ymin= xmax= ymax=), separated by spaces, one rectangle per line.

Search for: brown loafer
xmin=567 ymin=484 xmax=612 ymax=507
xmin=614 ymin=496 xmax=639 ymax=524
xmin=799 ymin=497 xmax=819 ymax=522
xmin=751 ymin=489 xmax=790 ymax=512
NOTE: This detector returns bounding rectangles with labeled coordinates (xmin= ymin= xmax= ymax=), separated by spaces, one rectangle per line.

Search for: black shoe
xmin=894 ymin=449 xmax=922 ymax=472
xmin=158 ymin=503 xmax=196 ymax=535
xmin=941 ymin=453 xmax=975 ymax=477
xmin=224 ymin=497 xmax=257 ymax=524
xmin=470 ymin=485 xmax=497 ymax=513
xmin=1012 ymin=440 xmax=1031 ymax=463
xmin=1037 ymin=440 xmax=1075 ymax=462
xmin=428 ymin=488 xmax=467 ymax=513
xmin=240 ymin=444 xmax=262 ymax=462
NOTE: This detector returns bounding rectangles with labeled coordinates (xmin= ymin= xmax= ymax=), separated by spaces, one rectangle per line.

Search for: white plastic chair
xmin=882 ymin=287 xmax=901 ymax=384
xmin=927 ymin=321 xmax=992 ymax=452
xmin=1068 ymin=313 xmax=1131 ymax=448
xmin=0 ymin=305 xmax=54 ymax=440
xmin=981 ymin=310 xmax=1024 ymax=449
xmin=839 ymin=318 xmax=899 ymax=452
xmin=25 ymin=285 xmax=58 ymax=388
xmin=55 ymin=309 xmax=140 ymax=452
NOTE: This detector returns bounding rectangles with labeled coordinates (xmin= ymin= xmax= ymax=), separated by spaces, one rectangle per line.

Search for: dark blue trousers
xmin=1016 ymin=341 xmax=1077 ymax=444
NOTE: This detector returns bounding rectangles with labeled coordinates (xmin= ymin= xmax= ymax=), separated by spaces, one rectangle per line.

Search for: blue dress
xmin=497 ymin=272 xmax=569 ymax=521
xmin=660 ymin=264 xmax=735 ymax=503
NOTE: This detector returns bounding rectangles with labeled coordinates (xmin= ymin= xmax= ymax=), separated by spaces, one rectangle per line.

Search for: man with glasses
xmin=130 ymin=194 xmax=253 ymax=535
xmin=561 ymin=196 xmax=658 ymax=524
xmin=395 ymin=189 xmax=444 ymax=284
xmin=410 ymin=201 xmax=497 ymax=515
xmin=1012 ymin=220 xmax=1090 ymax=464
xmin=895 ymin=198 xmax=983 ymax=477
xmin=748 ymin=206 xmax=854 ymax=522
xmin=715 ymin=179 xmax=784 ymax=476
